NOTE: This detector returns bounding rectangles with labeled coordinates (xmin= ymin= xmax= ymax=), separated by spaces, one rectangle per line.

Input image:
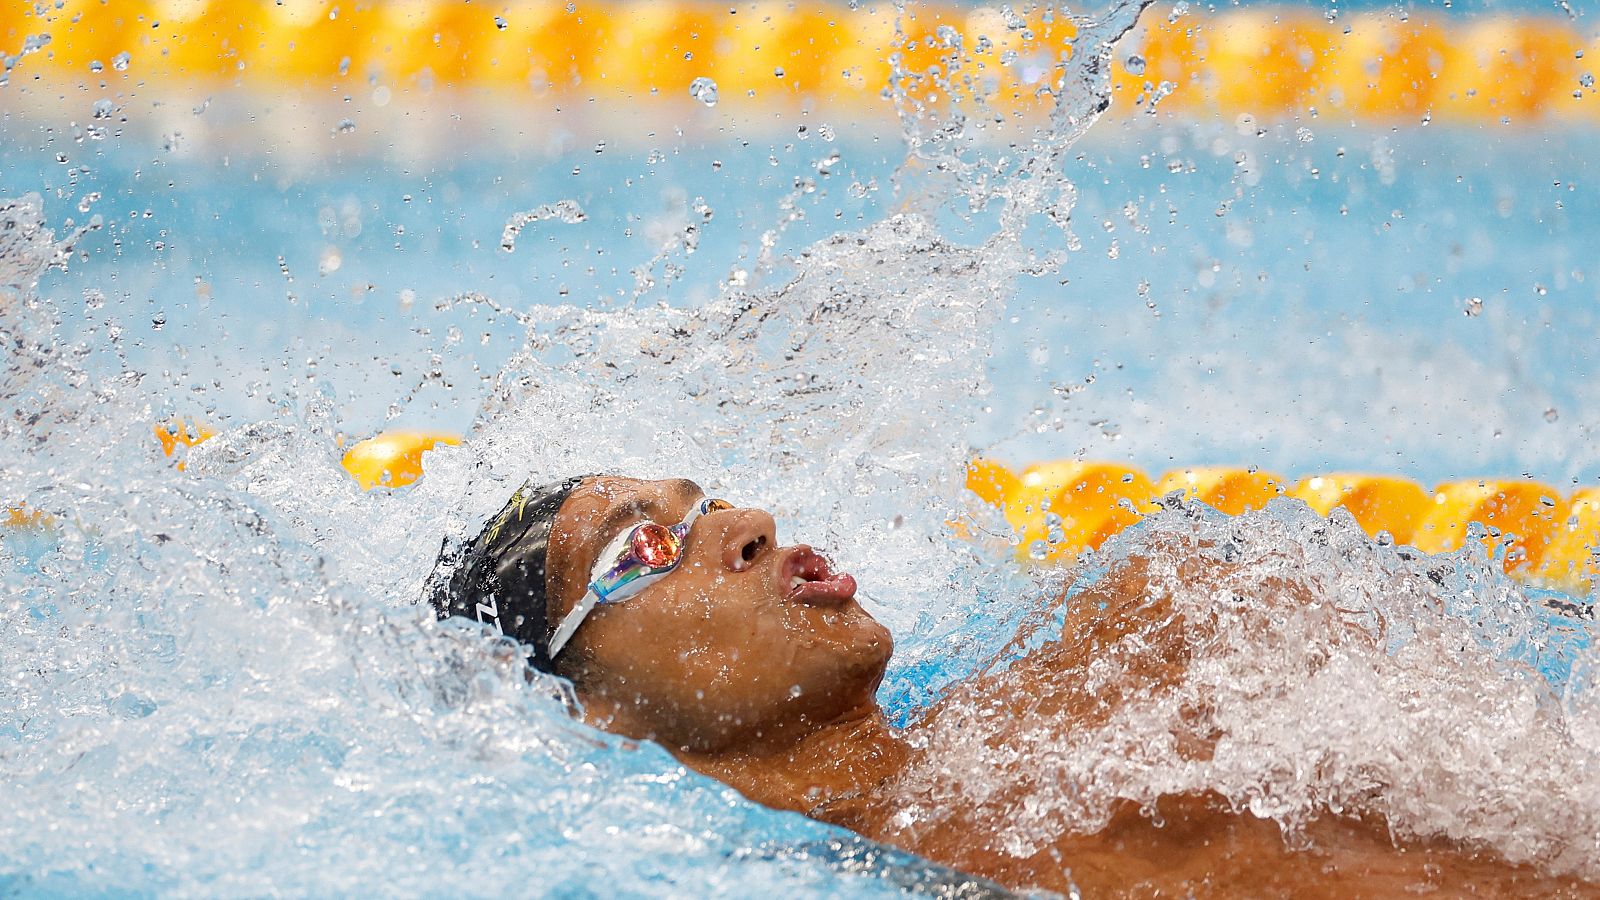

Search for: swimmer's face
xmin=546 ymin=476 xmax=893 ymax=754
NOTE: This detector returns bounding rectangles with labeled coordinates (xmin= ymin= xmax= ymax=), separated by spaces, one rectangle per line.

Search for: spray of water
xmin=5 ymin=0 xmax=1599 ymax=893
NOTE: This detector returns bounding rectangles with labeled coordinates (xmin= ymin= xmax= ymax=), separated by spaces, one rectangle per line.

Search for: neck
xmin=674 ymin=705 xmax=911 ymax=817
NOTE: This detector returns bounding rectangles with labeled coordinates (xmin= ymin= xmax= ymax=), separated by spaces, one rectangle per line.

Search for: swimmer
xmin=428 ymin=476 xmax=1594 ymax=898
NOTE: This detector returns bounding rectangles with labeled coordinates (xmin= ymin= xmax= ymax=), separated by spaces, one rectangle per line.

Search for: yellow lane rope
xmin=4 ymin=2 xmax=1597 ymax=124
xmin=970 ymin=459 xmax=1599 ymax=592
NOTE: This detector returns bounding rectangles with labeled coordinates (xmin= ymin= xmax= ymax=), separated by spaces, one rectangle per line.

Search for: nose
xmin=712 ymin=508 xmax=778 ymax=573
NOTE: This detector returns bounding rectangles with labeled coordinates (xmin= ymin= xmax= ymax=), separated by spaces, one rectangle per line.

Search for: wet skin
xmin=541 ymin=477 xmax=1599 ymax=898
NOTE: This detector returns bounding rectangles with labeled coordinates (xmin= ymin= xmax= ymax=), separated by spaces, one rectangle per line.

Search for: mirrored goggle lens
xmin=630 ymin=522 xmax=682 ymax=568
xmin=702 ymin=498 xmax=734 ymax=515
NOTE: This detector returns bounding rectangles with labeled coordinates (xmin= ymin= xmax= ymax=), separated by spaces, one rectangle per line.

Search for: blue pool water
xmin=6 ymin=112 xmax=1598 ymax=485
xmin=7 ymin=1 xmax=1600 ymax=895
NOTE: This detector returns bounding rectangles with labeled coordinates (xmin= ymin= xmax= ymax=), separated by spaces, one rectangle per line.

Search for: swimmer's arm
xmin=924 ymin=530 xmax=1320 ymax=730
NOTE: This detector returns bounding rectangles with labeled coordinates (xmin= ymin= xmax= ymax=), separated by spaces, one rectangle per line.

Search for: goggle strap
xmin=546 ymin=588 xmax=601 ymax=660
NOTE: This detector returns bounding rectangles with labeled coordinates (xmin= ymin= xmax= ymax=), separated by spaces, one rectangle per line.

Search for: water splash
xmin=8 ymin=0 xmax=1598 ymax=892
xmin=883 ymin=500 xmax=1600 ymax=874
xmin=0 ymin=199 xmax=999 ymax=897
xmin=0 ymin=0 xmax=1163 ymax=890
xmin=499 ymin=199 xmax=587 ymax=253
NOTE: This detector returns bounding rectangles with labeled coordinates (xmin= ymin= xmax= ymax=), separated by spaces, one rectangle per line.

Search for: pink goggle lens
xmin=630 ymin=522 xmax=682 ymax=568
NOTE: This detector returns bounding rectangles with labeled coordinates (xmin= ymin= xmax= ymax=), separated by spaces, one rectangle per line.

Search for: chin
xmin=843 ymin=612 xmax=895 ymax=693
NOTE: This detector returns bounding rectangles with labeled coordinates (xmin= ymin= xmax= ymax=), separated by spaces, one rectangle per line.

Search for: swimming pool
xmin=6 ymin=0 xmax=1600 ymax=895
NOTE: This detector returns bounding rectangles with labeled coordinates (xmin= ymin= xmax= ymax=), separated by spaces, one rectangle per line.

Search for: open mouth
xmin=783 ymin=546 xmax=857 ymax=607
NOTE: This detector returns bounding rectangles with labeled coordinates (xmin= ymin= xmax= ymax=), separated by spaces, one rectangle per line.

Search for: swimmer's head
xmin=427 ymin=475 xmax=590 ymax=671
xmin=431 ymin=476 xmax=894 ymax=754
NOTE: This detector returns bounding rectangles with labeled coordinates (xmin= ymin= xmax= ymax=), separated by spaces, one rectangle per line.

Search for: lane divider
xmin=156 ymin=421 xmax=460 ymax=490
xmin=6 ymin=422 xmax=1598 ymax=595
xmin=969 ymin=458 xmax=1600 ymax=594
xmin=4 ymin=3 xmax=1596 ymax=124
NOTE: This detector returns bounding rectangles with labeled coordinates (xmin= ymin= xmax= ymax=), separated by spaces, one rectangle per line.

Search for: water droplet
xmin=493 ymin=15 xmax=507 ymax=29
xmin=88 ymin=59 xmax=103 ymax=74
xmin=1124 ymin=54 xmax=1146 ymax=76
xmin=337 ymin=55 xmax=350 ymax=76
xmin=1583 ymin=72 xmax=1595 ymax=89
xmin=500 ymin=199 xmax=587 ymax=252
xmin=151 ymin=311 xmax=166 ymax=329
xmin=1546 ymin=407 xmax=1560 ymax=423
xmin=111 ymin=51 xmax=130 ymax=71
xmin=1027 ymin=540 xmax=1050 ymax=561
xmin=334 ymin=118 xmax=356 ymax=134
xmin=788 ymin=684 xmax=804 ymax=699
xmin=318 ymin=247 xmax=342 ymax=275
xmin=773 ymin=67 xmax=785 ymax=78
xmin=688 ymin=76 xmax=718 ymax=107
xmin=91 ymin=99 xmax=115 ymax=119
xmin=1463 ymin=296 xmax=1483 ymax=317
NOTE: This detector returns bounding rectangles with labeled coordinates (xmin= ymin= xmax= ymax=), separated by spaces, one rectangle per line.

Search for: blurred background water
xmin=7 ymin=111 xmax=1598 ymax=485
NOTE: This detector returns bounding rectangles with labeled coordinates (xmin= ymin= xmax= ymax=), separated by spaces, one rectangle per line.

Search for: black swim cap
xmin=426 ymin=475 xmax=590 ymax=673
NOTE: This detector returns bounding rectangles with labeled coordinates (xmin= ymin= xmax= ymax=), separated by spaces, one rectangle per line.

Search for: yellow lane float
xmin=1155 ymin=466 xmax=1285 ymax=516
xmin=1314 ymin=13 xmax=1455 ymax=122
xmin=968 ymin=462 xmax=1600 ymax=590
xmin=1403 ymin=480 xmax=1567 ymax=576
xmin=340 ymin=430 xmax=461 ymax=490
xmin=1000 ymin=460 xmax=1156 ymax=562
xmin=4 ymin=503 xmax=56 ymax=530
xmin=1190 ymin=10 xmax=1330 ymax=119
xmin=1289 ymin=473 xmax=1433 ymax=545
xmin=965 ymin=457 xmax=1021 ymax=508
xmin=155 ymin=417 xmax=216 ymax=470
xmin=153 ymin=419 xmax=458 ymax=490
xmin=1535 ymin=487 xmax=1600 ymax=592
xmin=4 ymin=2 xmax=1595 ymax=124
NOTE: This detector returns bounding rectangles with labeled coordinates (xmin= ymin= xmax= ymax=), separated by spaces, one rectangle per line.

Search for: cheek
xmin=601 ymin=572 xmax=887 ymax=696
xmin=602 ymin=587 xmax=772 ymax=682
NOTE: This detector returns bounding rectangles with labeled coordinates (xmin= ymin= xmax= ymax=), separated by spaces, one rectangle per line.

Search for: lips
xmin=783 ymin=545 xmax=857 ymax=606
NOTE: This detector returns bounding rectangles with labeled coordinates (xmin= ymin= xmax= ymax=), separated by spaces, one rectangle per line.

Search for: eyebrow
xmin=585 ymin=480 xmax=705 ymax=571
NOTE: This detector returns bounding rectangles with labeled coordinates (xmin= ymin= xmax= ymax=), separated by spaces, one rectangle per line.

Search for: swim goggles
xmin=547 ymin=496 xmax=734 ymax=658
